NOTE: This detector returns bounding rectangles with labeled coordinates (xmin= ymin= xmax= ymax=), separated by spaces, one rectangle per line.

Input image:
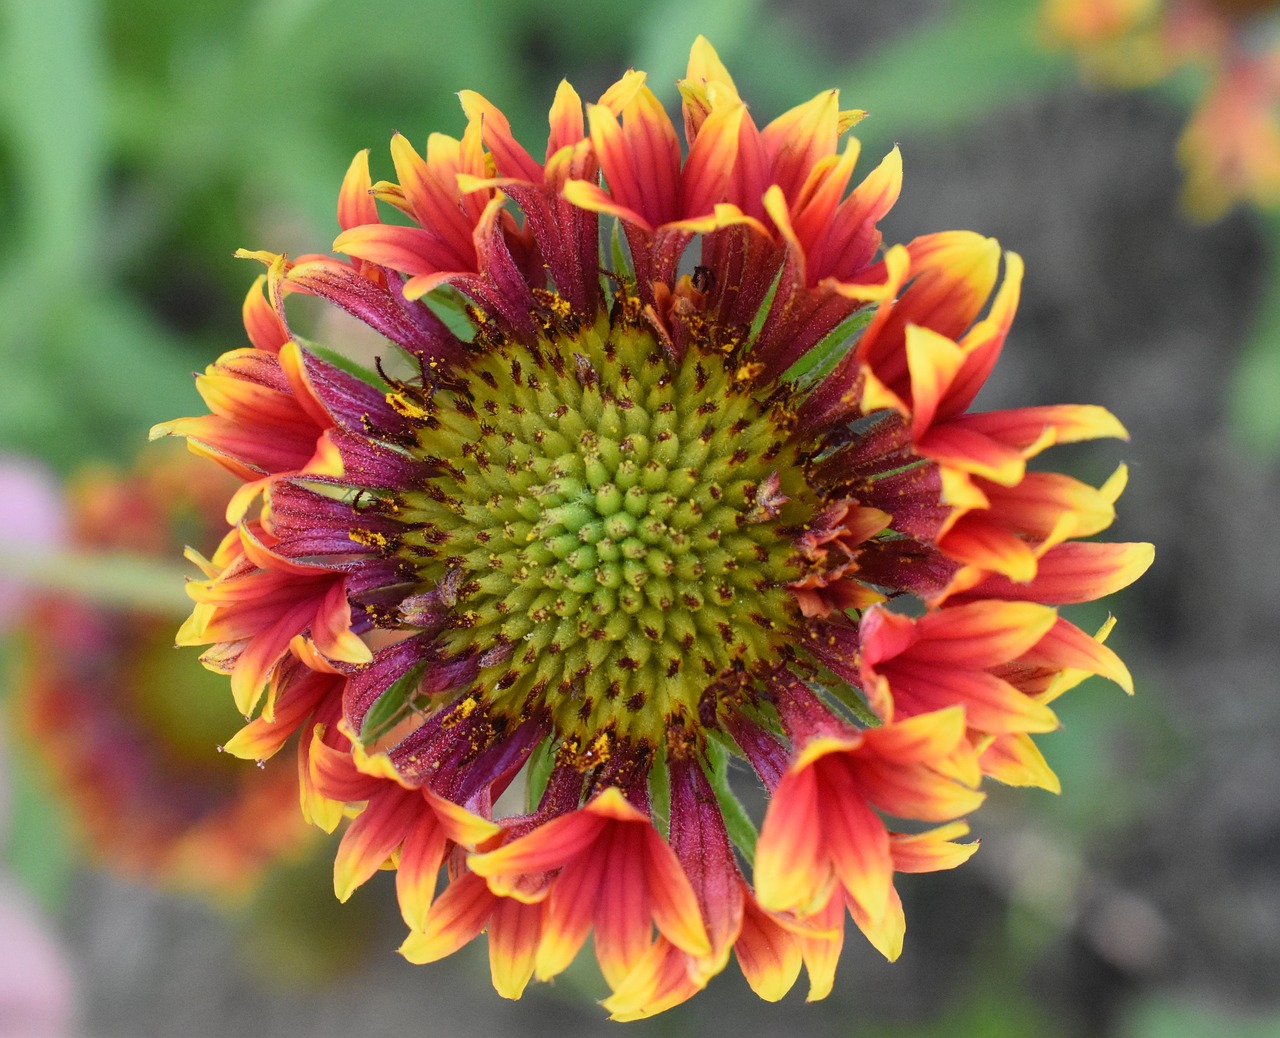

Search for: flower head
xmin=1043 ymin=0 xmax=1280 ymax=216
xmin=155 ymin=37 xmax=1152 ymax=1014
xmin=10 ymin=447 xmax=312 ymax=901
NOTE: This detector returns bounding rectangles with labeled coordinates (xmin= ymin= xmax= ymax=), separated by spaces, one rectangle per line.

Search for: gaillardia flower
xmin=12 ymin=447 xmax=311 ymax=901
xmin=1043 ymin=0 xmax=1280 ymax=217
xmin=154 ymin=38 xmax=1153 ymax=1015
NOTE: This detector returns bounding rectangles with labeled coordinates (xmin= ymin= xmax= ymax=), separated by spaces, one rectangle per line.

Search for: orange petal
xmin=734 ymin=894 xmax=802 ymax=1001
xmin=241 ymin=275 xmax=288 ymax=353
xmin=534 ymin=855 xmax=603 ymax=981
xmin=601 ymin=938 xmax=703 ymax=1021
xmin=797 ymin=891 xmax=845 ymax=1001
xmin=643 ymin=824 xmax=712 ymax=958
xmin=1022 ymin=616 xmax=1134 ymax=695
xmin=905 ymin=324 xmax=968 ymax=438
xmin=890 ymin=822 xmax=981 ymax=873
xmin=546 ymin=79 xmax=586 ymax=158
xmin=962 ymin=541 xmax=1155 ymax=604
xmin=395 ymin=812 xmax=450 ymax=931
xmin=979 ymin=732 xmax=1062 ymax=793
xmin=848 ymin=883 xmax=905 ymax=962
xmin=755 ymin=761 xmax=834 ymax=914
xmin=914 ymin=601 xmax=1059 ymax=669
xmin=399 ymin=870 xmax=492 ymax=962
xmin=940 ymin=514 xmax=1041 ymax=581
xmin=338 ymin=149 xmax=378 ymax=231
xmin=489 ymin=893 xmax=542 ymax=999
xmin=333 ymin=785 xmax=418 ymax=902
xmin=459 ymin=89 xmax=543 ymax=182
xmin=334 ymin=223 xmax=466 ymax=279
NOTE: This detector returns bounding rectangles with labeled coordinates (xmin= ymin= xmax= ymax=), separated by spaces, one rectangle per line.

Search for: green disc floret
xmin=391 ymin=300 xmax=813 ymax=749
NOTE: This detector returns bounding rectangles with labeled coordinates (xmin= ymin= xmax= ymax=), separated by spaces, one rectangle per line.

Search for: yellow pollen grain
xmin=387 ymin=392 xmax=432 ymax=420
xmin=350 ymin=529 xmax=389 ymax=549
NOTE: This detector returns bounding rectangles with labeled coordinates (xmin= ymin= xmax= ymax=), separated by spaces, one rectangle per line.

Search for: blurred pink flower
xmin=0 ymin=876 xmax=75 ymax=1038
xmin=0 ymin=734 xmax=75 ymax=1038
xmin=0 ymin=457 xmax=68 ymax=631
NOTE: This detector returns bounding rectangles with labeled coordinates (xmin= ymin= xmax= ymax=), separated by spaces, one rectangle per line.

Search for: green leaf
xmin=813 ymin=676 xmax=881 ymax=729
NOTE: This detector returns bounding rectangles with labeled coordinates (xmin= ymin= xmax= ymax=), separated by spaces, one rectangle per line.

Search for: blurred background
xmin=2 ymin=0 xmax=1279 ymax=1035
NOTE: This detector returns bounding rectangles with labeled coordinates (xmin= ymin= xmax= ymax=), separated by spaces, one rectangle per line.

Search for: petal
xmin=958 ymin=542 xmax=1155 ymax=604
xmin=601 ymin=938 xmax=703 ymax=1021
xmin=643 ymin=824 xmax=712 ymax=958
xmin=939 ymin=515 xmax=1041 ymax=581
xmin=761 ymin=89 xmax=840 ymax=200
xmin=338 ymin=149 xmax=379 ymax=230
xmin=954 ymin=404 xmax=1129 ymax=452
xmin=848 ymin=883 xmax=905 ymax=962
xmin=1021 ymin=616 xmax=1134 ymax=695
xmin=546 ymin=79 xmax=586 ymax=158
xmin=535 ymin=856 xmax=603 ymax=981
xmin=890 ymin=822 xmax=981 ymax=873
xmin=395 ymin=812 xmax=450 ymax=931
xmin=459 ymin=90 xmax=543 ymax=182
xmin=979 ymin=733 xmax=1062 ymax=793
xmin=586 ymin=87 xmax=681 ymax=229
xmin=399 ymin=870 xmax=493 ymax=962
xmin=818 ymin=764 xmax=893 ymax=924
xmin=735 ymin=894 xmax=802 ymax=1001
xmin=913 ymin=601 xmax=1059 ymax=669
xmin=468 ymin=811 xmax=606 ymax=893
xmin=905 ymin=324 xmax=967 ymax=439
xmin=754 ymin=764 xmax=832 ymax=914
xmin=334 ymin=223 xmax=469 ymax=279
xmin=797 ymin=891 xmax=845 ymax=1002
xmin=489 ymin=894 xmax=542 ymax=999
xmin=594 ymin=824 xmax=654 ymax=988
xmin=886 ymin=659 xmax=1060 ymax=734
xmin=333 ymin=785 xmax=418 ymax=902
xmin=241 ymin=275 xmax=289 ymax=353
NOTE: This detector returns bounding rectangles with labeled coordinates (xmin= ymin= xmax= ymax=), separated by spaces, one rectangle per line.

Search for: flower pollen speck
xmin=153 ymin=37 xmax=1154 ymax=1017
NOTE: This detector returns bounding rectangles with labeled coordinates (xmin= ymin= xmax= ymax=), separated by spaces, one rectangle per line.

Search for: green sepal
xmin=295 ymin=336 xmax=392 ymax=391
xmin=746 ymin=267 xmax=783 ymax=346
xmin=812 ymin=676 xmax=881 ymax=729
xmin=608 ymin=217 xmax=635 ymax=290
xmin=357 ymin=661 xmax=429 ymax=746
xmin=705 ymin=736 xmax=757 ymax=866
xmin=423 ymin=286 xmax=480 ymax=339
xmin=648 ymin=755 xmax=671 ymax=839
xmin=783 ymin=306 xmax=876 ymax=388
xmin=524 ymin=736 xmax=557 ymax=813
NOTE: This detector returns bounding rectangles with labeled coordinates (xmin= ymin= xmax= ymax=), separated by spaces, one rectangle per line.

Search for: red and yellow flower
xmin=154 ymin=37 xmax=1152 ymax=1014
xmin=10 ymin=447 xmax=312 ymax=901
xmin=1043 ymin=0 xmax=1280 ymax=216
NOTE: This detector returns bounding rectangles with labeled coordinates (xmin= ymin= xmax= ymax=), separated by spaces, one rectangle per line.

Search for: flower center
xmin=387 ymin=297 xmax=813 ymax=750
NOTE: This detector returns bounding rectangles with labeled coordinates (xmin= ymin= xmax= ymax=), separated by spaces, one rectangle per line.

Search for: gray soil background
xmin=62 ymin=26 xmax=1280 ymax=1038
